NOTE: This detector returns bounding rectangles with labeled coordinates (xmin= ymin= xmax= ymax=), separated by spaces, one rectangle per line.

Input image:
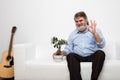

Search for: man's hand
xmin=88 ymin=20 xmax=97 ymax=34
xmin=61 ymin=51 xmax=67 ymax=56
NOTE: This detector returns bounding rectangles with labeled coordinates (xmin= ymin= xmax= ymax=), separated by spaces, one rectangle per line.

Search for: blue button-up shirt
xmin=64 ymin=28 xmax=105 ymax=57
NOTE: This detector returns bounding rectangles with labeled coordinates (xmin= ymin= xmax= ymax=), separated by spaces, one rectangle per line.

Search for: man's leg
xmin=66 ymin=53 xmax=82 ymax=80
xmin=91 ymin=50 xmax=105 ymax=80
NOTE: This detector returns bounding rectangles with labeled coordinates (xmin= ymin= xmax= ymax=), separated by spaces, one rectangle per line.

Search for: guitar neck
xmin=8 ymin=26 xmax=17 ymax=57
xmin=8 ymin=33 xmax=14 ymax=56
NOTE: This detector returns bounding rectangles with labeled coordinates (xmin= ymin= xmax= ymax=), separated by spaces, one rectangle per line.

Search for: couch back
xmin=13 ymin=40 xmax=118 ymax=63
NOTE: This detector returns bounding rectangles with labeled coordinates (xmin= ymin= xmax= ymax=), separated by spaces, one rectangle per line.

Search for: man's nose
xmin=77 ymin=21 xmax=81 ymax=24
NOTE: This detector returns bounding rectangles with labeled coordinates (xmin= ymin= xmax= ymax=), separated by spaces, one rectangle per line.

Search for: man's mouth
xmin=78 ymin=24 xmax=83 ymax=27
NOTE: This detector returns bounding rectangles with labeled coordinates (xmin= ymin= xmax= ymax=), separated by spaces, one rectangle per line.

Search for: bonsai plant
xmin=51 ymin=36 xmax=67 ymax=56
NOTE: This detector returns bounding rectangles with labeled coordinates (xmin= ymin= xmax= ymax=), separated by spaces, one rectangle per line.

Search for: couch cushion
xmin=26 ymin=59 xmax=92 ymax=80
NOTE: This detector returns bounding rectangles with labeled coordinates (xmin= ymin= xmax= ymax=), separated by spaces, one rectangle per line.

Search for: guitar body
xmin=0 ymin=51 xmax=14 ymax=78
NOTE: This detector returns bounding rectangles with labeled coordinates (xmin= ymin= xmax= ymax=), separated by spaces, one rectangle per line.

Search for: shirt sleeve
xmin=64 ymin=31 xmax=75 ymax=54
xmin=96 ymin=28 xmax=106 ymax=48
xmin=64 ymin=40 xmax=73 ymax=54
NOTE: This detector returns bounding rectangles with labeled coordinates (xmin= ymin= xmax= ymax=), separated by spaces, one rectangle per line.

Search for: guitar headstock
xmin=12 ymin=26 xmax=17 ymax=33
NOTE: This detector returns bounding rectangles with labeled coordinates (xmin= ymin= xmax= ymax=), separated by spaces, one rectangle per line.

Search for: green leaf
xmin=51 ymin=36 xmax=67 ymax=49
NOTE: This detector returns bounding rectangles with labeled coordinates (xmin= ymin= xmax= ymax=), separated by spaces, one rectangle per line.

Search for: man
xmin=61 ymin=11 xmax=105 ymax=80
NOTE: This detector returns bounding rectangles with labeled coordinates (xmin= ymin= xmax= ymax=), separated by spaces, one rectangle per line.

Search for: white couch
xmin=13 ymin=41 xmax=120 ymax=80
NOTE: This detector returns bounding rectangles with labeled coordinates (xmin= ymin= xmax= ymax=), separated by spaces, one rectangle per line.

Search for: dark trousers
xmin=66 ymin=50 xmax=105 ymax=80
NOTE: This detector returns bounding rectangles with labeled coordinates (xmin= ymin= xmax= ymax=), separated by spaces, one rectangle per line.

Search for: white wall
xmin=0 ymin=0 xmax=120 ymax=60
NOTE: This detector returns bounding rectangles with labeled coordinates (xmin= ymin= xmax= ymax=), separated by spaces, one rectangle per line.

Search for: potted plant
xmin=51 ymin=36 xmax=67 ymax=61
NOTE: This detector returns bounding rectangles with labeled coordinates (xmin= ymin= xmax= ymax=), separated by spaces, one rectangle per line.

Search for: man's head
xmin=74 ymin=11 xmax=89 ymax=32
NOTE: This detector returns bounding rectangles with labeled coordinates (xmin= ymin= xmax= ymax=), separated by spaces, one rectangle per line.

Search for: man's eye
xmin=79 ymin=20 xmax=83 ymax=22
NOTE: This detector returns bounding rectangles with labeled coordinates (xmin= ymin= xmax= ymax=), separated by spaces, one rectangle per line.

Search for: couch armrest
xmin=13 ymin=43 xmax=35 ymax=80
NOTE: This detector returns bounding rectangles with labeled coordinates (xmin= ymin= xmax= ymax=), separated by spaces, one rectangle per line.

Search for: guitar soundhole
xmin=10 ymin=57 xmax=14 ymax=66
xmin=6 ymin=56 xmax=11 ymax=61
xmin=4 ymin=57 xmax=14 ymax=68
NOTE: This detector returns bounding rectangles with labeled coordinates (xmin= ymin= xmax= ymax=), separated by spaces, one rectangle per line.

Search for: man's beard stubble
xmin=77 ymin=24 xmax=87 ymax=32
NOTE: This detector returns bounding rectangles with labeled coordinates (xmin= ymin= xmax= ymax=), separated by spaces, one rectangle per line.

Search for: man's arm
xmin=88 ymin=20 xmax=105 ymax=48
xmin=93 ymin=31 xmax=102 ymax=43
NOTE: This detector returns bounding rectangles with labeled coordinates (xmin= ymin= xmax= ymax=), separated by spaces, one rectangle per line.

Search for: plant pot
xmin=53 ymin=54 xmax=63 ymax=62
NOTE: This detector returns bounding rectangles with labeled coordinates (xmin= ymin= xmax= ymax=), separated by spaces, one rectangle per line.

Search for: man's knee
xmin=95 ymin=50 xmax=106 ymax=60
xmin=67 ymin=53 xmax=75 ymax=59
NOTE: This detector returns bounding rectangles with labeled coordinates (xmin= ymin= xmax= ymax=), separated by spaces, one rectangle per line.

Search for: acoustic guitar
xmin=0 ymin=26 xmax=17 ymax=79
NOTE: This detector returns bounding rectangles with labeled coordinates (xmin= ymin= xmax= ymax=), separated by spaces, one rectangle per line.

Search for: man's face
xmin=74 ymin=17 xmax=87 ymax=27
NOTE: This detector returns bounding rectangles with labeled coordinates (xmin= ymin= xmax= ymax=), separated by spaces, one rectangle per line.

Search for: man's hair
xmin=74 ymin=11 xmax=89 ymax=25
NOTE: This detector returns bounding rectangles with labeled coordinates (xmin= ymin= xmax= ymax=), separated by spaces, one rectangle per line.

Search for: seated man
xmin=54 ymin=11 xmax=106 ymax=80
